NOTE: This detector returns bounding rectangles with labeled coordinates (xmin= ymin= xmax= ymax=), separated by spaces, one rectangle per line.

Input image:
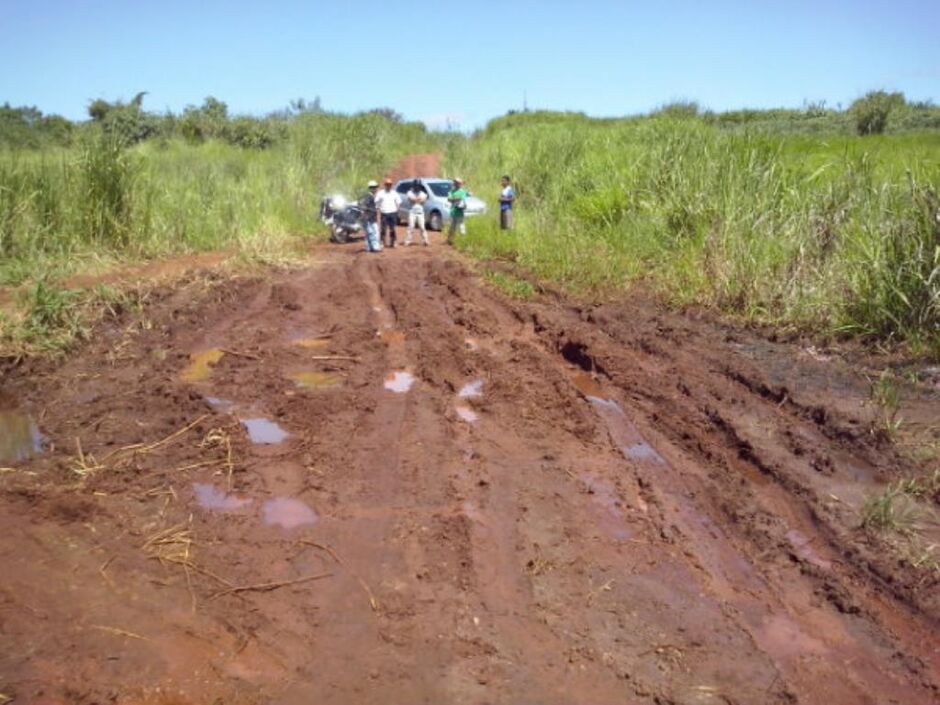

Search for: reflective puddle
xmin=241 ymin=418 xmax=289 ymax=444
xmin=288 ymin=371 xmax=341 ymax=389
xmin=205 ymin=396 xmax=235 ymax=412
xmin=0 ymin=409 xmax=45 ymax=464
xmin=262 ymin=497 xmax=318 ymax=529
xmin=458 ymin=379 xmax=484 ymax=399
xmin=623 ymin=442 xmax=666 ymax=464
xmin=384 ymin=371 xmax=415 ymax=393
xmin=571 ymin=372 xmax=665 ymax=467
xmin=193 ymin=483 xmax=252 ymax=511
xmin=455 ymin=405 xmax=479 ymax=423
xmin=181 ymin=348 xmax=225 ymax=383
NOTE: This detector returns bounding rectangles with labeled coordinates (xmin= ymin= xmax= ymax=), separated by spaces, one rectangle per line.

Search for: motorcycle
xmin=319 ymin=194 xmax=363 ymax=244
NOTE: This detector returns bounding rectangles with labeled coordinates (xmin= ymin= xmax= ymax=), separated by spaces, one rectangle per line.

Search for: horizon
xmin=2 ymin=0 xmax=938 ymax=130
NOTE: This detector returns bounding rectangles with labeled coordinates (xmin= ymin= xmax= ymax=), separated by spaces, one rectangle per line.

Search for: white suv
xmin=393 ymin=177 xmax=487 ymax=231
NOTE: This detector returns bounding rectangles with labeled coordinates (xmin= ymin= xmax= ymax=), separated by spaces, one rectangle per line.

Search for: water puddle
xmin=458 ymin=379 xmax=484 ymax=399
xmin=180 ymin=348 xmax=225 ymax=383
xmin=241 ymin=418 xmax=289 ymax=444
xmin=384 ymin=371 xmax=415 ymax=393
xmin=205 ymin=396 xmax=235 ymax=412
xmin=455 ymin=405 xmax=479 ymax=423
xmin=785 ymin=528 xmax=832 ymax=570
xmin=571 ymin=372 xmax=663 ymax=466
xmin=288 ymin=371 xmax=341 ymax=389
xmin=262 ymin=497 xmax=318 ymax=529
xmin=193 ymin=483 xmax=252 ymax=511
xmin=0 ymin=409 xmax=45 ymax=464
xmin=623 ymin=442 xmax=666 ymax=464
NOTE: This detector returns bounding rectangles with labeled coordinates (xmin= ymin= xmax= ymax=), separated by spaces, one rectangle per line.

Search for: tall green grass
xmin=0 ymin=112 xmax=440 ymax=284
xmin=447 ymin=115 xmax=940 ymax=354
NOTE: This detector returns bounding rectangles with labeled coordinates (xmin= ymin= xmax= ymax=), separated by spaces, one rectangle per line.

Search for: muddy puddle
xmin=262 ymin=497 xmax=318 ymax=529
xmin=241 ymin=418 xmax=289 ymax=444
xmin=193 ymin=483 xmax=252 ymax=511
xmin=0 ymin=409 xmax=45 ymax=464
xmin=458 ymin=379 xmax=484 ymax=399
xmin=205 ymin=396 xmax=235 ymax=412
xmin=180 ymin=348 xmax=225 ymax=383
xmin=571 ymin=372 xmax=664 ymax=465
xmin=455 ymin=405 xmax=479 ymax=423
xmin=288 ymin=371 xmax=341 ymax=389
xmin=384 ymin=371 xmax=415 ymax=393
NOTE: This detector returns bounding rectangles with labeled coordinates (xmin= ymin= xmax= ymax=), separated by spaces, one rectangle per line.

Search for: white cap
xmin=367 ymin=180 xmax=378 ymax=187
xmin=454 ymin=176 xmax=464 ymax=183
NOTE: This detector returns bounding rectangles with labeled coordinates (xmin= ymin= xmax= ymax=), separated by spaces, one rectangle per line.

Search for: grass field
xmin=447 ymin=113 xmax=940 ymax=355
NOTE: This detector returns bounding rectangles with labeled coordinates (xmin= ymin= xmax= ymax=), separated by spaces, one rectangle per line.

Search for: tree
xmin=88 ymin=98 xmax=111 ymax=122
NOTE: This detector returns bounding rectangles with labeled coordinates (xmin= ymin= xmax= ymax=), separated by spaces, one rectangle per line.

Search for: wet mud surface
xmin=2 ymin=197 xmax=940 ymax=702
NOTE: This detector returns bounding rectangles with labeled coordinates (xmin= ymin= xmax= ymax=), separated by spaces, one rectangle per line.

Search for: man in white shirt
xmin=375 ymin=178 xmax=402 ymax=248
xmin=404 ymin=179 xmax=429 ymax=246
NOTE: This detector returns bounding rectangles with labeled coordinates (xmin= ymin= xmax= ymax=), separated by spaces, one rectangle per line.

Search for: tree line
xmin=0 ymin=94 xmax=408 ymax=150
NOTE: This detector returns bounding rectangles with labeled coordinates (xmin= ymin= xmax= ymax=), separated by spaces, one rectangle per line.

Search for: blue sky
xmin=1 ymin=0 xmax=937 ymax=129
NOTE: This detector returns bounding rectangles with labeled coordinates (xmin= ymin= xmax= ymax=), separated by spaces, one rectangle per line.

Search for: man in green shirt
xmin=446 ymin=177 xmax=468 ymax=245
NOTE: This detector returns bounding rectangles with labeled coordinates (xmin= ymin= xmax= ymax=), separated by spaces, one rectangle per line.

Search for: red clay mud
xmin=2 ymin=170 xmax=939 ymax=704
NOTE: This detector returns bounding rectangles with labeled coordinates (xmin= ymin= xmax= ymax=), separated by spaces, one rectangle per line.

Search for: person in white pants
xmin=404 ymin=179 xmax=429 ymax=246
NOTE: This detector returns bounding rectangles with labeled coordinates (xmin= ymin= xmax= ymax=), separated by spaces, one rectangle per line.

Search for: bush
xmin=851 ymin=91 xmax=905 ymax=136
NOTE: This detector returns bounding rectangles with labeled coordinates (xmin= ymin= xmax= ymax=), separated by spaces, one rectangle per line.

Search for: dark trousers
xmin=381 ymin=213 xmax=397 ymax=246
xmin=500 ymin=208 xmax=514 ymax=230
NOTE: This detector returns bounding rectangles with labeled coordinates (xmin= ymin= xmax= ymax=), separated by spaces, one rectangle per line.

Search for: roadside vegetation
xmin=0 ymin=97 xmax=444 ymax=288
xmin=2 ymin=91 xmax=939 ymax=358
xmin=447 ymin=96 xmax=940 ymax=357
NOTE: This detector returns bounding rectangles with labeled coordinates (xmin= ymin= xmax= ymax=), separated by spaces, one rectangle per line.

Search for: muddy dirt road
xmin=2 ymin=229 xmax=940 ymax=703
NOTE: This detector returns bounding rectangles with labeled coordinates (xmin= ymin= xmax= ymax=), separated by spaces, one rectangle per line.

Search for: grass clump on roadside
xmin=448 ymin=112 xmax=940 ymax=355
xmin=860 ymin=471 xmax=940 ymax=573
xmin=482 ymin=268 xmax=535 ymax=300
xmin=0 ymin=280 xmax=142 ymax=357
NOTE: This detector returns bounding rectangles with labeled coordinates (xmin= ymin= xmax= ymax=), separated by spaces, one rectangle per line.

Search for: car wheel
xmin=332 ymin=226 xmax=349 ymax=244
xmin=428 ymin=210 xmax=443 ymax=231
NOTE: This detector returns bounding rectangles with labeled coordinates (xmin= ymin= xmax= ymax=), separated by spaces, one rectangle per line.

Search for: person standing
xmin=359 ymin=180 xmax=382 ymax=252
xmin=404 ymin=179 xmax=429 ymax=246
xmin=375 ymin=178 xmax=402 ymax=248
xmin=499 ymin=175 xmax=515 ymax=230
xmin=446 ymin=177 xmax=468 ymax=245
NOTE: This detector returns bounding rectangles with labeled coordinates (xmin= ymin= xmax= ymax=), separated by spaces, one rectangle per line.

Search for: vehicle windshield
xmin=427 ymin=182 xmax=453 ymax=197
